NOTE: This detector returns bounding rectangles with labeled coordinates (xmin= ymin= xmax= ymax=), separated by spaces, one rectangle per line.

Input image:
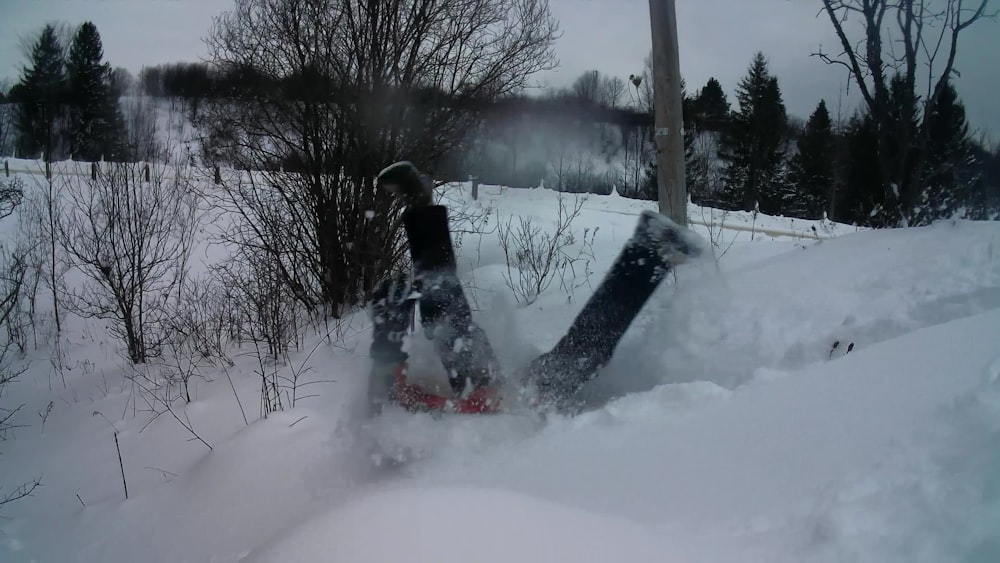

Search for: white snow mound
xmin=244 ymin=487 xmax=680 ymax=563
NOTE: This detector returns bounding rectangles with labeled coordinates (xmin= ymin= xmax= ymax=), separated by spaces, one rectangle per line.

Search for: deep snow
xmin=1 ymin=166 xmax=999 ymax=562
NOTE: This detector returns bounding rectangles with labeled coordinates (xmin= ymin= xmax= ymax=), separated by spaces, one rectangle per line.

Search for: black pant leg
xmin=368 ymin=274 xmax=415 ymax=413
xmin=525 ymin=228 xmax=673 ymax=404
xmin=403 ymin=205 xmax=498 ymax=393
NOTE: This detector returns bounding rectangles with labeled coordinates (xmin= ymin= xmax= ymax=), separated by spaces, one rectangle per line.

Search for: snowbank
xmin=245 ymin=487 xmax=680 ymax=563
xmin=1 ymin=174 xmax=998 ymax=563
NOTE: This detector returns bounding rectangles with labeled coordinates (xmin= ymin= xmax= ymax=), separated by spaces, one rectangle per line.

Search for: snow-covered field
xmin=1 ymin=169 xmax=999 ymax=562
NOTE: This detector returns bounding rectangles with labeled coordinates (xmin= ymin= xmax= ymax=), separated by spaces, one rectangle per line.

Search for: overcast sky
xmin=2 ymin=0 xmax=998 ymax=136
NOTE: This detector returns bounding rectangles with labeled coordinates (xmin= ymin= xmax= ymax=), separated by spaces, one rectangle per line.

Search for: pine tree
xmin=66 ymin=22 xmax=124 ymax=161
xmin=858 ymin=74 xmax=921 ymax=226
xmin=790 ymin=100 xmax=834 ymax=219
xmin=692 ymin=77 xmax=729 ymax=130
xmin=830 ymin=75 xmax=923 ymax=227
xmin=15 ymin=25 xmax=67 ymax=160
xmin=972 ymin=144 xmax=1000 ymax=219
xmin=837 ymin=111 xmax=881 ymax=224
xmin=719 ymin=52 xmax=788 ymax=213
xmin=917 ymin=80 xmax=976 ymax=223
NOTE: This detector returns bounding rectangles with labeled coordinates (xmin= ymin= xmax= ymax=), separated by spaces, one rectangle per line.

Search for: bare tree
xmin=547 ymin=127 xmax=576 ymax=192
xmin=816 ymin=0 xmax=995 ymax=225
xmin=210 ymin=247 xmax=306 ymax=417
xmin=0 ymin=106 xmax=11 ymax=157
xmin=688 ymin=130 xmax=726 ymax=203
xmin=164 ymin=275 xmax=237 ymax=367
xmin=0 ymin=178 xmax=22 ymax=221
xmin=498 ymin=193 xmax=590 ymax=305
xmin=159 ymin=274 xmax=240 ymax=403
xmin=616 ymin=120 xmax=655 ymax=197
xmin=570 ymin=70 xmax=627 ymax=108
xmin=572 ymin=70 xmax=603 ymax=104
xmin=601 ymin=75 xmax=627 ymax=109
xmin=138 ymin=66 xmax=164 ymax=98
xmin=212 ymin=248 xmax=303 ymax=361
xmin=0 ymin=79 xmax=14 ymax=156
xmin=120 ymin=92 xmax=160 ymax=161
xmin=110 ymin=66 xmax=135 ymax=98
xmin=1 ymin=178 xmax=27 ymax=361
xmin=0 ymin=479 xmax=40 ymax=511
xmin=626 ymin=53 xmax=655 ymax=114
xmin=201 ymin=0 xmax=558 ymax=316
xmin=19 ymin=173 xmax=67 ymax=339
xmin=59 ymin=162 xmax=199 ymax=363
xmin=1 ymin=240 xmax=29 ymax=407
xmin=1 ymin=177 xmax=40 ymax=512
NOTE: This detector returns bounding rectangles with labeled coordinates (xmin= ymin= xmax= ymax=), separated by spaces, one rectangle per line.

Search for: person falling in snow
xmin=369 ymin=161 xmax=703 ymax=415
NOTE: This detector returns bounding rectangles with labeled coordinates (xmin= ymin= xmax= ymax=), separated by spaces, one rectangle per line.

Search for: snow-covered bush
xmin=157 ymin=275 xmax=239 ymax=403
xmin=498 ymin=193 xmax=594 ymax=305
xmin=0 ymin=236 xmax=28 ymax=437
xmin=59 ymin=162 xmax=200 ymax=364
xmin=211 ymin=248 xmax=307 ymax=417
xmin=0 ymin=176 xmax=27 ymax=409
xmin=0 ymin=176 xmax=40 ymax=511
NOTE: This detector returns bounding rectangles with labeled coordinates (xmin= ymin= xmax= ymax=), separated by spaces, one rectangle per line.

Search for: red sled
xmin=390 ymin=363 xmax=502 ymax=414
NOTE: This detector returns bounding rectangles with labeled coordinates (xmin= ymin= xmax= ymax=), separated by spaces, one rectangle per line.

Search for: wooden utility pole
xmin=648 ymin=0 xmax=687 ymax=226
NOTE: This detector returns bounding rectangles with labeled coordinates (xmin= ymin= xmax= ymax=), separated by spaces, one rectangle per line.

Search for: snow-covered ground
xmin=1 ymin=171 xmax=998 ymax=562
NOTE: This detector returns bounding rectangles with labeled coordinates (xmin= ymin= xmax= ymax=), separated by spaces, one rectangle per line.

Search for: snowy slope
xmin=1 ymin=173 xmax=998 ymax=562
xmin=256 ymin=307 xmax=1000 ymax=563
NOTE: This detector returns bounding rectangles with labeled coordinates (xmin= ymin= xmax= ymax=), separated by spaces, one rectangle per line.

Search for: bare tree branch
xmin=200 ymin=0 xmax=558 ymax=314
xmin=59 ymin=162 xmax=200 ymax=363
xmin=815 ymin=0 xmax=994 ymax=225
xmin=0 ymin=478 xmax=40 ymax=510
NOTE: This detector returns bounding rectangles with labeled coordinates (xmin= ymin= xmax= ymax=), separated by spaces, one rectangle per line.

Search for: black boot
xmin=403 ymin=205 xmax=499 ymax=394
xmin=379 ymin=161 xmax=499 ymax=395
xmin=525 ymin=210 xmax=703 ymax=410
xmin=378 ymin=161 xmax=434 ymax=207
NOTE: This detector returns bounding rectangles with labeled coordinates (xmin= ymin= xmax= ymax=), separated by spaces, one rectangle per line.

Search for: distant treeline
xmin=5 ymin=23 xmax=999 ymax=228
xmin=136 ymin=62 xmax=669 ymax=131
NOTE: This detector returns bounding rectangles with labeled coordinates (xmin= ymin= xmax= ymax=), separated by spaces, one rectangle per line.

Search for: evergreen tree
xmin=15 ymin=24 xmax=67 ymax=160
xmin=886 ymin=73 xmax=920 ymax=185
xmin=692 ymin=77 xmax=729 ymax=130
xmin=917 ymin=80 xmax=976 ymax=223
xmin=837 ymin=111 xmax=882 ymax=224
xmin=833 ymin=75 xmax=923 ymax=227
xmin=790 ymin=100 xmax=835 ymax=219
xmin=859 ymin=74 xmax=921 ymax=226
xmin=719 ymin=52 xmax=788 ymax=213
xmin=66 ymin=22 xmax=124 ymax=161
xmin=974 ymin=144 xmax=1000 ymax=219
xmin=0 ymin=85 xmax=10 ymax=156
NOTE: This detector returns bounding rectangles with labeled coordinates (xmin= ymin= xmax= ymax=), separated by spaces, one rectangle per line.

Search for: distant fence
xmin=3 ymin=158 xmax=223 ymax=184
xmin=4 ymin=158 xmax=842 ymax=241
